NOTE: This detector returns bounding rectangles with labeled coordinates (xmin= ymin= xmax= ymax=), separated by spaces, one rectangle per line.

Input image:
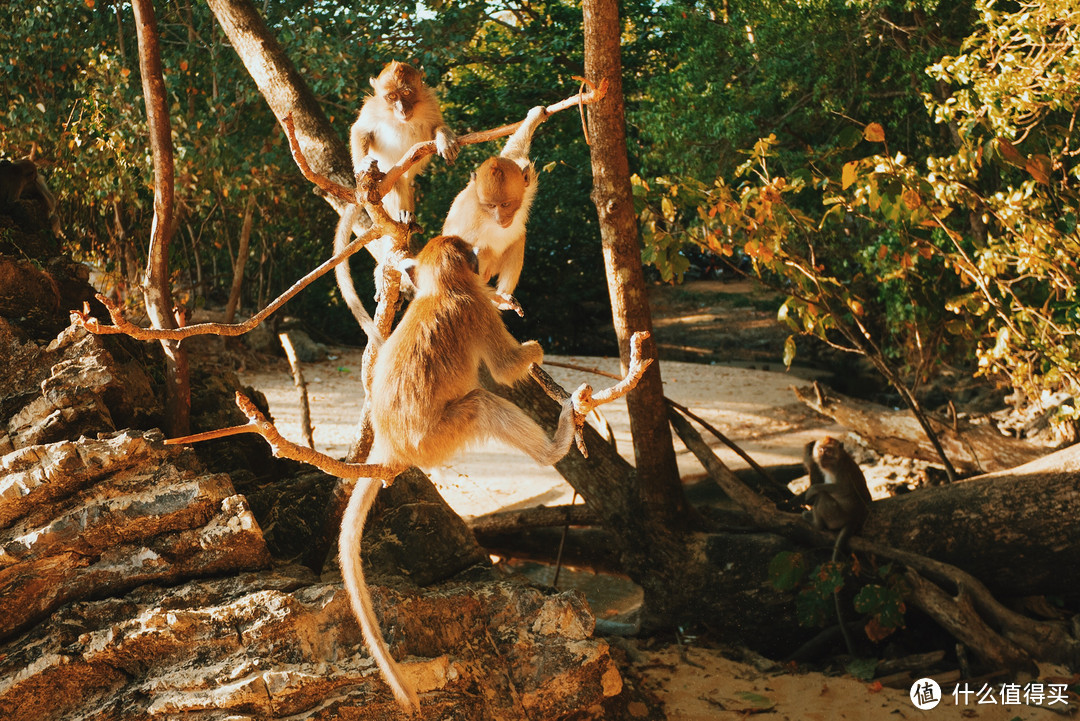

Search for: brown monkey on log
xmin=802 ymin=435 xmax=872 ymax=654
xmin=339 ymin=235 xmax=579 ymax=711
xmin=0 ymin=158 xmax=60 ymax=236
xmin=336 ymin=61 xmax=458 ymax=333
xmin=442 ymin=105 xmax=547 ymax=312
xmin=802 ymin=436 xmax=872 ymax=553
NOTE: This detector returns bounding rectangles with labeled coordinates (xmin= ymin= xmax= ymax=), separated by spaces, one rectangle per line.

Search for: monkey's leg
xmin=422 ymin=389 xmax=575 ymax=467
xmin=339 ymin=472 xmax=420 ymax=711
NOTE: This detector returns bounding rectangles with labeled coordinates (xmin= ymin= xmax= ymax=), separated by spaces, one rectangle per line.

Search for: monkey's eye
xmin=386 ymin=93 xmax=398 ymax=101
xmin=501 ymin=202 xmax=512 ymax=208
xmin=401 ymin=87 xmax=412 ymax=96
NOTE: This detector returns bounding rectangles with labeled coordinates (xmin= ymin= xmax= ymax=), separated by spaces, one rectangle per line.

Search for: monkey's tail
xmin=334 ymin=204 xmax=380 ymax=342
xmin=339 ymin=475 xmax=420 ymax=711
xmin=831 ymin=526 xmax=859 ymax=656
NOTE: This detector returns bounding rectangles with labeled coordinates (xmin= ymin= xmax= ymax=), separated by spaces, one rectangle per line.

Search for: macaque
xmin=802 ymin=436 xmax=872 ymax=654
xmin=339 ymin=235 xmax=578 ymax=711
xmin=0 ymin=158 xmax=60 ymax=236
xmin=802 ymin=436 xmax=872 ymax=553
xmin=442 ymin=105 xmax=548 ymax=310
xmin=335 ymin=61 xmax=458 ymax=333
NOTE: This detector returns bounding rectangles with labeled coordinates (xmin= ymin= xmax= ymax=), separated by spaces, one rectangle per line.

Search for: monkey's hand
xmin=435 ymin=127 xmax=459 ymax=163
xmin=526 ymin=105 xmax=550 ymax=123
xmin=494 ymin=292 xmax=524 ymax=317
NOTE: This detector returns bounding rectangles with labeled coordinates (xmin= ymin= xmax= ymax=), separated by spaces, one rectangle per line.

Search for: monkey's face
xmin=813 ymin=436 xmax=844 ymax=471
xmin=475 ymin=158 xmax=526 ymax=228
xmin=371 ymin=62 xmax=422 ymax=122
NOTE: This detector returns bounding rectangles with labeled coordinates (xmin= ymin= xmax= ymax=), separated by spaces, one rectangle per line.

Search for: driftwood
xmin=793 ymin=383 xmax=1047 ymax=473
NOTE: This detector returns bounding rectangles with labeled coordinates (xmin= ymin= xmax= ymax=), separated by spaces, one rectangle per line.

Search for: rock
xmin=0 ymin=430 xmax=271 ymax=642
xmin=0 ymin=566 xmax=620 ymax=720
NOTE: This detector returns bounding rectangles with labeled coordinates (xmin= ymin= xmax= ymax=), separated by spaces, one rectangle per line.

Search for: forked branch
xmin=165 ymin=392 xmax=403 ymax=481
xmin=532 ymin=330 xmax=652 ymax=456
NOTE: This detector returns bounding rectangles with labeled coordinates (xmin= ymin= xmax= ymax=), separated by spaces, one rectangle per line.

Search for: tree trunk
xmin=582 ymin=0 xmax=685 ymax=523
xmin=132 ymin=0 xmax=190 ymax=436
xmin=204 ymin=0 xmax=351 ymax=191
xmin=224 ymin=195 xmax=256 ymax=324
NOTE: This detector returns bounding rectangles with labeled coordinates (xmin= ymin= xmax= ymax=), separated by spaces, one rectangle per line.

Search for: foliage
xmin=636 ymin=0 xmax=1080 ymax=410
xmin=769 ymin=550 xmax=907 ymax=640
xmin=0 ymin=0 xmax=634 ymax=350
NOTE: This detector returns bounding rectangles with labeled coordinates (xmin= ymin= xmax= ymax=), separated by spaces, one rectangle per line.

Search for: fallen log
xmin=793 ymin=384 xmax=1048 ymax=473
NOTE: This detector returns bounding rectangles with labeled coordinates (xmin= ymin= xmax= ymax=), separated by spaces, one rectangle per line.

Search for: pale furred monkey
xmin=441 ymin=105 xmax=548 ymax=309
xmin=339 ymin=235 xmax=579 ymax=711
xmin=335 ymin=61 xmax=458 ymax=334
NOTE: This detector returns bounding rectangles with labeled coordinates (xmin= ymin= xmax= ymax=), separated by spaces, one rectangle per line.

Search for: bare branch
xmin=73 ymin=224 xmax=382 ymax=340
xmin=166 ymin=392 xmax=403 ymax=481
xmin=531 ymin=330 xmax=652 ymax=456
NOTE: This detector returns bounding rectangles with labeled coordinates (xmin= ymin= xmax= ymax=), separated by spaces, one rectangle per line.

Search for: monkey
xmin=339 ymin=235 xmax=579 ymax=711
xmin=802 ymin=436 xmax=872 ymax=549
xmin=442 ymin=105 xmax=547 ymax=311
xmin=335 ymin=61 xmax=459 ymax=334
xmin=802 ymin=436 xmax=873 ymax=655
xmin=0 ymin=158 xmax=60 ymax=236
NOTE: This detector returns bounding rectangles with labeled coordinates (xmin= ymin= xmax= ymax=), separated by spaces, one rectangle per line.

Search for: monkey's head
xmin=813 ymin=436 xmax=848 ymax=471
xmin=474 ymin=157 xmax=527 ymax=228
xmin=410 ymin=235 xmax=480 ymax=291
xmin=370 ymin=61 xmax=424 ymax=123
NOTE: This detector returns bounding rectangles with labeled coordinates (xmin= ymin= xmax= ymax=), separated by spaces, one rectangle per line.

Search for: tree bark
xmin=132 ymin=0 xmax=190 ymax=436
xmin=224 ymin=195 xmax=256 ymax=324
xmin=582 ymin=0 xmax=685 ymax=523
xmin=793 ymin=384 xmax=1047 ymax=473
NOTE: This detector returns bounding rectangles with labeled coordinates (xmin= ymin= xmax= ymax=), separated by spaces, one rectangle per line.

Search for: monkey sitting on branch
xmin=802 ymin=435 xmax=873 ymax=654
xmin=336 ymin=60 xmax=459 ymax=334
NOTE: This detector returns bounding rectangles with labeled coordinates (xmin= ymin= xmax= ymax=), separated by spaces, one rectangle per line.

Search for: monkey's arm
xmin=350 ymin=121 xmax=375 ymax=174
xmin=493 ymin=236 xmax=525 ymax=299
xmin=500 ymin=106 xmax=548 ymax=163
xmin=483 ymin=324 xmax=543 ymax=386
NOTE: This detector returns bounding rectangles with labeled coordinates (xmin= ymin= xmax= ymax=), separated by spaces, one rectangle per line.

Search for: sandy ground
xmin=240 ymin=350 xmax=839 ymax=520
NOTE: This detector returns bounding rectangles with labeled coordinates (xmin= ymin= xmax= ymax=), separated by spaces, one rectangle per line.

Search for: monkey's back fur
xmin=369 ymin=235 xmax=544 ymax=468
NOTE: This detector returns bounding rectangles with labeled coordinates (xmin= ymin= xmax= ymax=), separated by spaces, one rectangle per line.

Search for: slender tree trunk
xmin=583 ymin=0 xmax=686 ymax=522
xmin=132 ymin=0 xmax=190 ymax=436
xmin=225 ymin=195 xmax=256 ymax=323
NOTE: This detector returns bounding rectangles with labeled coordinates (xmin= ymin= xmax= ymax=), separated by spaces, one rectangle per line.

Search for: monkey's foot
xmin=494 ymin=292 xmax=524 ymax=317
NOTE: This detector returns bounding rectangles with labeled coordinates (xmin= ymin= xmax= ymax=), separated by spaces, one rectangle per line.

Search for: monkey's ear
xmin=369 ymin=76 xmax=379 ymax=89
xmin=469 ymin=171 xmax=477 ymax=182
xmin=400 ymin=258 xmax=418 ymax=287
xmin=521 ymin=166 xmax=533 ymax=187
xmin=468 ymin=247 xmax=480 ymax=275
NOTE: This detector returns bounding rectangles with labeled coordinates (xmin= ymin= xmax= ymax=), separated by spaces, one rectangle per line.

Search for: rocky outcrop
xmin=0 ymin=567 xmax=620 ymax=720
